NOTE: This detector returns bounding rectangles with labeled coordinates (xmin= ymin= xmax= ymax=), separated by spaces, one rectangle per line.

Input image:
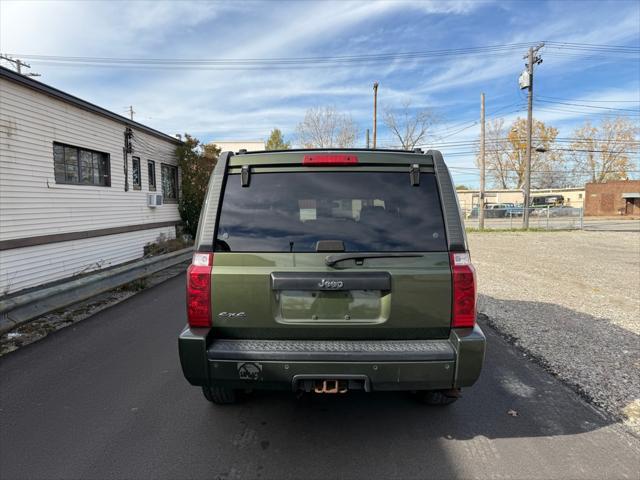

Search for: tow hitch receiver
xmin=292 ymin=375 xmax=371 ymax=393
xmin=314 ymin=380 xmax=348 ymax=394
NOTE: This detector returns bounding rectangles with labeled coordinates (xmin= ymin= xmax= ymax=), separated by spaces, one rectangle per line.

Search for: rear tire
xmin=416 ymin=389 xmax=459 ymax=406
xmin=202 ymin=385 xmax=238 ymax=404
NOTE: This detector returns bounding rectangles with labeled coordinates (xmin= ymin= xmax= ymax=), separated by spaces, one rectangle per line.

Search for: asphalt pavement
xmin=1 ymin=275 xmax=638 ymax=480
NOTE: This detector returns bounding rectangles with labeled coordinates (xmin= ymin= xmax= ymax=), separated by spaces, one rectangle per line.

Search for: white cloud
xmin=0 ymin=1 xmax=225 ymax=55
xmin=0 ymin=0 xmax=637 ymax=170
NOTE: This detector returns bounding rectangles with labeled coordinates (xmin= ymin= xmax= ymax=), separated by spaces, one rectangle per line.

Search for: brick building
xmin=584 ymin=180 xmax=640 ymax=216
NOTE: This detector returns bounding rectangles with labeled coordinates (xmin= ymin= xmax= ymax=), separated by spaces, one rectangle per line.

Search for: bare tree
xmin=480 ymin=118 xmax=511 ymax=188
xmin=383 ymin=101 xmax=437 ymax=150
xmin=570 ymin=116 xmax=639 ymax=183
xmin=296 ymin=106 xmax=358 ymax=148
xmin=477 ymin=117 xmax=566 ymax=189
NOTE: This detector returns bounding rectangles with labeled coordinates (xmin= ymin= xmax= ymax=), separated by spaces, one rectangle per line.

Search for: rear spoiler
xmin=428 ymin=150 xmax=468 ymax=252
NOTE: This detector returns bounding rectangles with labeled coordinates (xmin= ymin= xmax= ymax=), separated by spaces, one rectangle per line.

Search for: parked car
xmin=485 ymin=204 xmax=509 ymax=218
xmin=468 ymin=204 xmax=508 ymax=218
xmin=549 ymin=206 xmax=581 ymax=217
xmin=504 ymin=203 xmax=524 ymax=217
xmin=179 ymin=149 xmax=485 ymax=405
xmin=532 ymin=194 xmax=564 ymax=207
xmin=530 ymin=206 xmax=580 ymax=217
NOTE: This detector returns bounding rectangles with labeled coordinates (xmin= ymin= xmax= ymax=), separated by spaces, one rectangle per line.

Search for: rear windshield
xmin=215 ymin=171 xmax=447 ymax=252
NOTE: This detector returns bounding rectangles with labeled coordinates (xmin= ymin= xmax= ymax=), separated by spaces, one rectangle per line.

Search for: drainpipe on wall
xmin=123 ymin=127 xmax=133 ymax=191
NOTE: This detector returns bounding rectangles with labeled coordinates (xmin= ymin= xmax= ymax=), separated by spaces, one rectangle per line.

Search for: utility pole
xmin=479 ymin=92 xmax=486 ymax=230
xmin=372 ymin=82 xmax=379 ymax=149
xmin=521 ymin=43 xmax=544 ymax=229
xmin=128 ymin=105 xmax=135 ymax=120
xmin=366 ymin=128 xmax=370 ymax=149
xmin=0 ymin=54 xmax=40 ymax=77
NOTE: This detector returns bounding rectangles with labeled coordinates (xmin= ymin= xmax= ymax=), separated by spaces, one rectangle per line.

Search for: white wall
xmin=0 ymin=77 xmax=182 ymax=295
xmin=0 ymin=78 xmax=180 ymax=241
xmin=0 ymin=226 xmax=175 ymax=295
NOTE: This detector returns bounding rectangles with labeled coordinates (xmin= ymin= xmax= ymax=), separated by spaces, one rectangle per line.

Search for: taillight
xmin=187 ymin=252 xmax=213 ymax=327
xmin=303 ymin=154 xmax=358 ymax=166
xmin=450 ymin=252 xmax=477 ymax=328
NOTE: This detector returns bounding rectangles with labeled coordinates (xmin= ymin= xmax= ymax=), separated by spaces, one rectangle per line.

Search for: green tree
xmin=455 ymin=184 xmax=470 ymax=190
xmin=175 ymin=134 xmax=220 ymax=237
xmin=265 ymin=128 xmax=291 ymax=150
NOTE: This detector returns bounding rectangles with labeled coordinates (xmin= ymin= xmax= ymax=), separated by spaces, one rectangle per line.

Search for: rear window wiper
xmin=325 ymin=252 xmax=423 ymax=267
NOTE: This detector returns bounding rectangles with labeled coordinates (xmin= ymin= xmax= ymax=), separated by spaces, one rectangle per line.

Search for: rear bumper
xmin=178 ymin=325 xmax=485 ymax=391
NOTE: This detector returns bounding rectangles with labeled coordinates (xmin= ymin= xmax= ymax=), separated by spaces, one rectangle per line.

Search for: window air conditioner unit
xmin=147 ymin=193 xmax=163 ymax=208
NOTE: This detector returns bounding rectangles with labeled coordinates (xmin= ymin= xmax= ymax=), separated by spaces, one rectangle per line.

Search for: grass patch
xmin=119 ymin=277 xmax=149 ymax=292
xmin=143 ymin=233 xmax=193 ymax=257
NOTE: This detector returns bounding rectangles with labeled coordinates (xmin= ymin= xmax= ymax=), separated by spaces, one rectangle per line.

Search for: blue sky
xmin=1 ymin=0 xmax=638 ymax=186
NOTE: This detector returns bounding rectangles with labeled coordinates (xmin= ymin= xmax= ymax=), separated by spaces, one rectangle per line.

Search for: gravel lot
xmin=469 ymin=230 xmax=640 ymax=432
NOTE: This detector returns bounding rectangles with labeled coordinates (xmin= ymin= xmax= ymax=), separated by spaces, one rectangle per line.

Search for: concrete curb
xmin=0 ymin=248 xmax=193 ymax=335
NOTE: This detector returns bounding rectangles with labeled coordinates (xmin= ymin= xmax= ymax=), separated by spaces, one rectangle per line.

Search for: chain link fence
xmin=462 ymin=204 xmax=584 ymax=230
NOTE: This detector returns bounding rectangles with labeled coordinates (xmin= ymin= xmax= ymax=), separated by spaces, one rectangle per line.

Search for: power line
xmin=427 ymin=103 xmax=526 ymax=142
xmin=2 ymin=43 xmax=540 ymax=66
xmin=543 ymin=41 xmax=640 ymax=52
xmin=424 ymin=137 xmax=640 ymax=148
xmin=448 ymin=165 xmax=640 ymax=173
xmin=537 ymin=94 xmax=640 ymax=104
xmin=534 ymin=105 xmax=640 ymax=118
xmin=536 ymin=99 xmax=640 ymax=113
xmin=5 ymin=40 xmax=637 ymax=71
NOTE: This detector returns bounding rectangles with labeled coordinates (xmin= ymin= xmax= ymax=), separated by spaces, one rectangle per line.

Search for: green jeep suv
xmin=178 ymin=149 xmax=485 ymax=404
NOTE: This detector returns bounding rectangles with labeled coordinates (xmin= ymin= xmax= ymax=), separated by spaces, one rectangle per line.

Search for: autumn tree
xmin=477 ymin=117 xmax=565 ymax=189
xmin=176 ymin=135 xmax=220 ymax=237
xmin=296 ymin=106 xmax=358 ymax=148
xmin=265 ymin=128 xmax=291 ymax=150
xmin=383 ymin=101 xmax=437 ymax=150
xmin=570 ymin=116 xmax=639 ymax=183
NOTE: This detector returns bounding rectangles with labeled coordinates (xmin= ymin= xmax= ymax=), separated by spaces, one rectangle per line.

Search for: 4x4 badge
xmin=237 ymin=362 xmax=262 ymax=380
xmin=218 ymin=312 xmax=246 ymax=318
xmin=318 ymin=279 xmax=344 ymax=289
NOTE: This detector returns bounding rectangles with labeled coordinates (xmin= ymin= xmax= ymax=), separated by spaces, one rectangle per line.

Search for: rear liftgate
xmin=205 ymin=152 xmax=456 ymax=393
xmin=273 ymin=270 xmax=390 ymax=394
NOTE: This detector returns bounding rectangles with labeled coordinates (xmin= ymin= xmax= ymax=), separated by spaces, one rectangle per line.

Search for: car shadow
xmin=240 ymin=325 xmax=620 ymax=444
xmin=183 ymin=308 xmax=635 ymax=479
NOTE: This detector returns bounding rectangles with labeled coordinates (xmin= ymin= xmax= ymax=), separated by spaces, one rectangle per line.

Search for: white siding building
xmin=0 ymin=66 xmax=183 ymax=296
